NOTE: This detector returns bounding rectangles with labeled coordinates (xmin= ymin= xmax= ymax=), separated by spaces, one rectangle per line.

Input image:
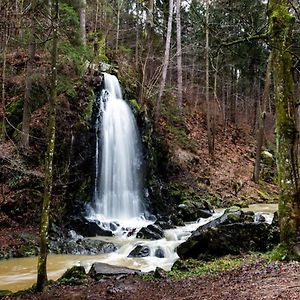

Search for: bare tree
xmin=206 ymin=0 xmax=214 ymax=155
xmin=79 ymin=0 xmax=86 ymax=46
xmin=20 ymin=0 xmax=37 ymax=149
xmin=176 ymin=0 xmax=183 ymax=111
xmin=253 ymin=53 xmax=272 ymax=183
xmin=156 ymin=0 xmax=174 ymax=117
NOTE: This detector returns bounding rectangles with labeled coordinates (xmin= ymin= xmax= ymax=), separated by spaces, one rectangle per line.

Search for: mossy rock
xmin=0 ymin=290 xmax=12 ymax=296
xmin=58 ymin=266 xmax=87 ymax=286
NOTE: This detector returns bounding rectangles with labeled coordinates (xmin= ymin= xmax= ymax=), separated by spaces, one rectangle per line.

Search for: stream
xmin=0 ymin=204 xmax=277 ymax=292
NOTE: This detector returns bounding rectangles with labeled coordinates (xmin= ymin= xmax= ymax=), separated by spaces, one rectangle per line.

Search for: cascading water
xmin=92 ymin=73 xmax=143 ymax=222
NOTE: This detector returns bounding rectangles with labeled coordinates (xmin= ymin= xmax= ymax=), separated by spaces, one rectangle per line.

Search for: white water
xmin=91 ymin=73 xmax=143 ymax=222
xmin=0 ymin=205 xmax=277 ymax=292
xmin=0 ymin=212 xmax=223 ymax=292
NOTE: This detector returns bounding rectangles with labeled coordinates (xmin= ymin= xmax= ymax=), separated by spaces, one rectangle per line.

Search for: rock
xmin=154 ymin=217 xmax=175 ymax=230
xmin=178 ymin=200 xmax=213 ymax=222
xmin=136 ymin=224 xmax=164 ymax=240
xmin=154 ymin=247 xmax=165 ymax=258
xmin=153 ymin=267 xmax=167 ymax=279
xmin=177 ymin=221 xmax=279 ymax=259
xmin=69 ymin=215 xmax=113 ymax=237
xmin=128 ymin=245 xmax=150 ymax=258
xmin=58 ymin=266 xmax=87 ymax=286
xmin=49 ymin=238 xmax=116 ymax=255
xmin=0 ymin=290 xmax=12 ymax=296
xmin=89 ymin=262 xmax=139 ymax=280
xmin=255 ymin=213 xmax=266 ymax=223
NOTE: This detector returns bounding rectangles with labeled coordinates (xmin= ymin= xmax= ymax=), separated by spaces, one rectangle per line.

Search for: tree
xmin=176 ymin=0 xmax=183 ymax=111
xmin=205 ymin=0 xmax=214 ymax=156
xmin=268 ymin=0 xmax=300 ymax=255
xmin=36 ymin=0 xmax=59 ymax=291
xmin=79 ymin=0 xmax=86 ymax=46
xmin=156 ymin=0 xmax=174 ymax=117
xmin=20 ymin=0 xmax=37 ymax=149
xmin=253 ymin=53 xmax=272 ymax=183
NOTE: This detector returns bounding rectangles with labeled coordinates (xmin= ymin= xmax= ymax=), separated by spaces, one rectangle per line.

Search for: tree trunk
xmin=176 ymin=0 xmax=183 ymax=111
xmin=36 ymin=0 xmax=58 ymax=291
xmin=1 ymin=6 xmax=9 ymax=141
xmin=156 ymin=0 xmax=174 ymax=117
xmin=21 ymin=0 xmax=37 ymax=149
xmin=206 ymin=0 xmax=214 ymax=155
xmin=253 ymin=53 xmax=272 ymax=183
xmin=79 ymin=0 xmax=86 ymax=46
xmin=269 ymin=0 xmax=300 ymax=255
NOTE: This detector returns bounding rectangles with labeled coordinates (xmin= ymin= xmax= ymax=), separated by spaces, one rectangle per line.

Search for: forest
xmin=0 ymin=0 xmax=300 ymax=299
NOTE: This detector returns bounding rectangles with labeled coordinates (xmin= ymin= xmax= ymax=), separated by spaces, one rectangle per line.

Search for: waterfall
xmin=92 ymin=73 xmax=143 ymax=222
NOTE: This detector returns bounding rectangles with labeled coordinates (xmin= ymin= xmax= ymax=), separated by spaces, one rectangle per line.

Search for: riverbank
xmin=2 ymin=259 xmax=300 ymax=300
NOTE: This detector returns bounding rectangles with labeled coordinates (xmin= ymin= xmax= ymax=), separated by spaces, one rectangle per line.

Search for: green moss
xmin=169 ymin=257 xmax=244 ymax=279
xmin=58 ymin=266 xmax=87 ymax=286
xmin=129 ymin=99 xmax=141 ymax=113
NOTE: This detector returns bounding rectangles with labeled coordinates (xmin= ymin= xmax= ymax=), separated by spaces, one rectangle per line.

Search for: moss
xmin=169 ymin=257 xmax=244 ymax=279
xmin=58 ymin=266 xmax=87 ymax=286
xmin=129 ymin=99 xmax=141 ymax=113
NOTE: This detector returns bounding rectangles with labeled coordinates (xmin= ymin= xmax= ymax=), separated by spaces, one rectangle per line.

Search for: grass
xmin=142 ymin=249 xmax=287 ymax=282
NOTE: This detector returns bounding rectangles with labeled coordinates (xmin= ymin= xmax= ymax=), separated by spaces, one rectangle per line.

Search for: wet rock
xmin=255 ymin=213 xmax=266 ymax=223
xmin=178 ymin=200 xmax=213 ymax=222
xmin=154 ymin=218 xmax=175 ymax=230
xmin=128 ymin=245 xmax=150 ymax=258
xmin=49 ymin=238 xmax=116 ymax=255
xmin=154 ymin=247 xmax=165 ymax=258
xmin=177 ymin=219 xmax=279 ymax=259
xmin=69 ymin=215 xmax=113 ymax=237
xmin=136 ymin=224 xmax=164 ymax=240
xmin=89 ymin=262 xmax=139 ymax=280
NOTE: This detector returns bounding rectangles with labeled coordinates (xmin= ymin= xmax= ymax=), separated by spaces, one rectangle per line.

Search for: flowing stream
xmin=0 ymin=204 xmax=278 ymax=292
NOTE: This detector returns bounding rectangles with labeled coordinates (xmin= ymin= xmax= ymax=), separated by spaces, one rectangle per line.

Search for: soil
xmin=3 ymin=260 xmax=300 ymax=300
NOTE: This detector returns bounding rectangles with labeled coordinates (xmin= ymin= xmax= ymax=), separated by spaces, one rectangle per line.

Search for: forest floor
xmin=3 ymin=260 xmax=300 ymax=300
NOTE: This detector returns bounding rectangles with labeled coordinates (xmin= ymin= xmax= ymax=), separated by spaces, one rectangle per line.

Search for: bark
xmin=36 ymin=0 xmax=58 ymax=292
xmin=156 ymin=0 xmax=174 ymax=117
xmin=1 ymin=34 xmax=8 ymax=140
xmin=176 ymin=0 xmax=183 ymax=110
xmin=79 ymin=0 xmax=86 ymax=46
xmin=205 ymin=0 xmax=214 ymax=156
xmin=269 ymin=0 xmax=300 ymax=255
xmin=21 ymin=0 xmax=37 ymax=149
xmin=253 ymin=53 xmax=272 ymax=183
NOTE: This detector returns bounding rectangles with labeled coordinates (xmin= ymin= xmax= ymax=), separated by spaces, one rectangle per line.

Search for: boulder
xmin=177 ymin=219 xmax=279 ymax=259
xmin=136 ymin=224 xmax=164 ymax=240
xmin=89 ymin=262 xmax=139 ymax=280
xmin=128 ymin=245 xmax=150 ymax=258
xmin=68 ymin=215 xmax=113 ymax=237
xmin=178 ymin=200 xmax=213 ymax=222
xmin=58 ymin=266 xmax=87 ymax=286
xmin=49 ymin=238 xmax=116 ymax=255
xmin=154 ymin=247 xmax=165 ymax=258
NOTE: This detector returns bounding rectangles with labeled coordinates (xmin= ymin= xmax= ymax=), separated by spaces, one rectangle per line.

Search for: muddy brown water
xmin=0 ymin=204 xmax=277 ymax=292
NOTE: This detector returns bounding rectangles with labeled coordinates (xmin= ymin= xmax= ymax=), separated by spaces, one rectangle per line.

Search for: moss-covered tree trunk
xmin=36 ymin=0 xmax=58 ymax=292
xmin=269 ymin=0 xmax=300 ymax=255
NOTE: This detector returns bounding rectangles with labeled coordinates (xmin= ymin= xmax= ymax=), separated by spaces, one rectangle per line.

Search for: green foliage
xmin=58 ymin=266 xmax=88 ymax=286
xmin=57 ymin=75 xmax=77 ymax=97
xmin=161 ymin=96 xmax=197 ymax=152
xmin=169 ymin=257 xmax=243 ymax=279
xmin=265 ymin=244 xmax=289 ymax=261
xmin=60 ymin=3 xmax=81 ymax=46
